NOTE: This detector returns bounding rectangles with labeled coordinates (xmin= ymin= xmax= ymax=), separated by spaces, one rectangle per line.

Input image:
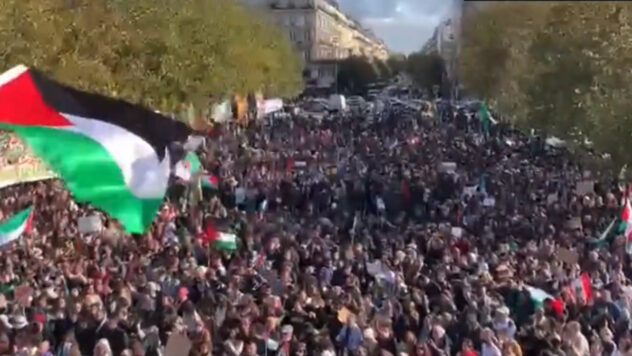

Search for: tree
xmin=406 ymin=52 xmax=446 ymax=95
xmin=460 ymin=3 xmax=632 ymax=169
xmin=337 ymin=56 xmax=379 ymax=94
xmin=387 ymin=54 xmax=408 ymax=76
xmin=374 ymin=60 xmax=392 ymax=81
xmin=0 ymin=0 xmax=303 ymax=116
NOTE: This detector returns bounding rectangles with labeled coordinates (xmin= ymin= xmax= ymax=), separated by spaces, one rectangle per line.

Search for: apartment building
xmin=243 ymin=0 xmax=389 ymax=89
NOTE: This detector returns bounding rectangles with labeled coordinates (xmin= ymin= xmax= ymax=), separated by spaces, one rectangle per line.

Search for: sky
xmin=338 ymin=0 xmax=452 ymax=54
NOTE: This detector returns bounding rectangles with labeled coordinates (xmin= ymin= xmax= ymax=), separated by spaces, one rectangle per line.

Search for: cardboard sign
xmin=576 ymin=180 xmax=594 ymax=196
xmin=556 ymin=248 xmax=579 ymax=265
xmin=438 ymin=162 xmax=457 ymax=174
xmin=165 ymin=332 xmax=192 ymax=356
xmin=463 ymin=186 xmax=478 ymax=197
xmin=451 ymin=227 xmax=463 ymax=238
xmin=78 ymin=215 xmax=102 ymax=234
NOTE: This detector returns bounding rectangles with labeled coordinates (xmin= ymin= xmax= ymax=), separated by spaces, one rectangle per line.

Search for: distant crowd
xmin=0 ymin=100 xmax=630 ymax=356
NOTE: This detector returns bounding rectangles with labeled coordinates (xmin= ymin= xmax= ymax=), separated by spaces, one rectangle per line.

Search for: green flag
xmin=589 ymin=217 xmax=619 ymax=248
xmin=478 ymin=103 xmax=492 ymax=135
xmin=174 ymin=152 xmax=202 ymax=182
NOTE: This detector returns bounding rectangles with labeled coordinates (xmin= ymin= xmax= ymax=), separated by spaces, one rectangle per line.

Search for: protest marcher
xmin=0 ymin=96 xmax=630 ymax=356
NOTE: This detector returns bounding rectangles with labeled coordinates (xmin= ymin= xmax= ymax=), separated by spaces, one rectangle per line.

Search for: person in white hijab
xmin=564 ymin=321 xmax=589 ymax=356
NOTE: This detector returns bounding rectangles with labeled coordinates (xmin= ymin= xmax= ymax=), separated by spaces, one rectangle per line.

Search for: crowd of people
xmin=0 ymin=99 xmax=630 ymax=356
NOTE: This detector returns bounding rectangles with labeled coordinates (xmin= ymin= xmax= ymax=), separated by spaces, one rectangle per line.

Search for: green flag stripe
xmin=186 ymin=152 xmax=202 ymax=174
xmin=0 ymin=207 xmax=32 ymax=234
xmin=1 ymin=124 xmax=161 ymax=234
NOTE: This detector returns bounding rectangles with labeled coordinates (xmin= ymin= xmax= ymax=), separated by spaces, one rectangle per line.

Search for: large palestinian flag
xmin=0 ymin=65 xmax=191 ymax=233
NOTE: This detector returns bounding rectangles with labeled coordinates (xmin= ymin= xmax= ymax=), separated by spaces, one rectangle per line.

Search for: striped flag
xmin=0 ymin=65 xmax=191 ymax=233
xmin=0 ymin=207 xmax=33 ymax=246
xmin=202 ymin=222 xmax=237 ymax=252
xmin=572 ymin=273 xmax=593 ymax=303
xmin=622 ymin=197 xmax=632 ymax=254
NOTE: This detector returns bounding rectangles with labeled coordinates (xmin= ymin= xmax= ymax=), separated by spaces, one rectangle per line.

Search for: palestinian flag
xmin=202 ymin=223 xmax=238 ymax=251
xmin=622 ymin=198 xmax=632 ymax=254
xmin=201 ymin=174 xmax=219 ymax=190
xmin=524 ymin=285 xmax=564 ymax=316
xmin=0 ymin=65 xmax=191 ymax=233
xmin=589 ymin=217 xmax=618 ymax=248
xmin=0 ymin=207 xmax=33 ymax=246
xmin=174 ymin=153 xmax=218 ymax=190
xmin=572 ymin=273 xmax=593 ymax=303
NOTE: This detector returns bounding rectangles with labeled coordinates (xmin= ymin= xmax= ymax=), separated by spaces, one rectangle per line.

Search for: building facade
xmin=243 ymin=0 xmax=389 ymax=89
xmin=420 ymin=0 xmax=490 ymax=99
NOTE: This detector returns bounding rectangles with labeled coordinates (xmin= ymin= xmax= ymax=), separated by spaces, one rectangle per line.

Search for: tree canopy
xmin=406 ymin=52 xmax=446 ymax=95
xmin=337 ymin=56 xmax=379 ymax=95
xmin=0 ymin=0 xmax=303 ymax=114
xmin=387 ymin=54 xmax=408 ymax=76
xmin=461 ymin=3 xmax=632 ymax=169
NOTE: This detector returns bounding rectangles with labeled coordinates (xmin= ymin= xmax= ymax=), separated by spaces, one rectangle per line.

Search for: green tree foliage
xmin=406 ymin=52 xmax=446 ymax=94
xmin=0 ymin=0 xmax=303 ymax=114
xmin=374 ymin=60 xmax=392 ymax=81
xmin=461 ymin=3 xmax=632 ymax=168
xmin=337 ymin=56 xmax=379 ymax=94
xmin=387 ymin=54 xmax=408 ymax=75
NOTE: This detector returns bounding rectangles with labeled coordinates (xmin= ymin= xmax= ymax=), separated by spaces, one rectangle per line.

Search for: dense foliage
xmin=0 ymin=0 xmax=303 ymax=114
xmin=406 ymin=52 xmax=446 ymax=95
xmin=461 ymin=3 xmax=632 ymax=168
xmin=336 ymin=56 xmax=379 ymax=94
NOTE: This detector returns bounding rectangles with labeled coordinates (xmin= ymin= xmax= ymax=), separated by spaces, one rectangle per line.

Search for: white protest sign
xmin=483 ymin=197 xmax=496 ymax=207
xmin=263 ymin=99 xmax=284 ymax=115
xmin=165 ymin=332 xmax=192 ymax=356
xmin=576 ymin=180 xmax=594 ymax=196
xmin=463 ymin=186 xmax=478 ymax=197
xmin=78 ymin=215 xmax=102 ymax=234
xmin=438 ymin=162 xmax=457 ymax=174
xmin=451 ymin=227 xmax=463 ymax=238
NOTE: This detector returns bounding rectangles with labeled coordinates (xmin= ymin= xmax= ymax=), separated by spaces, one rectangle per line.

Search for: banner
xmin=263 ymin=99 xmax=283 ymax=115
xmin=211 ymin=100 xmax=233 ymax=123
xmin=0 ymin=132 xmax=56 ymax=188
xmin=0 ymin=160 xmax=57 ymax=189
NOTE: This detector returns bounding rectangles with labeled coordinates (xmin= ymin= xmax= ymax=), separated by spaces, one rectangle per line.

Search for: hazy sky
xmin=338 ymin=0 xmax=452 ymax=54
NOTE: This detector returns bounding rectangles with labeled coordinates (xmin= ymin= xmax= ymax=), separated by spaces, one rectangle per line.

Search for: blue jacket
xmin=336 ymin=326 xmax=363 ymax=352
